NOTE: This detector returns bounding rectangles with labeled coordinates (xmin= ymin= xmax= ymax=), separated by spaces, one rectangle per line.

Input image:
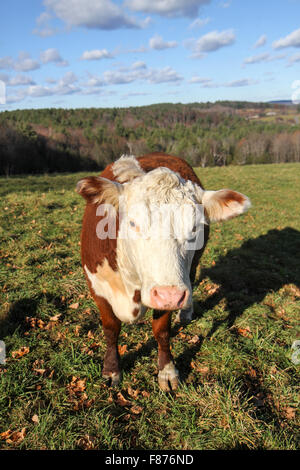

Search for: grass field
xmin=0 ymin=163 xmax=299 ymax=450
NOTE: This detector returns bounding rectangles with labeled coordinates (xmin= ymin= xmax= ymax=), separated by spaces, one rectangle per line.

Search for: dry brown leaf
xmin=141 ymin=390 xmax=150 ymax=398
xmin=118 ymin=344 xmax=128 ymax=356
xmin=236 ymin=326 xmax=252 ymax=338
xmin=77 ymin=435 xmax=97 ymax=450
xmin=32 ymin=414 xmax=39 ymax=424
xmin=191 ymin=362 xmax=209 ymax=375
xmin=11 ymin=346 xmax=29 ymax=359
xmin=188 ymin=335 xmax=200 ymax=344
xmin=282 ymin=407 xmax=296 ymax=420
xmin=127 ymin=386 xmax=139 ymax=399
xmin=74 ymin=325 xmax=81 ymax=336
xmin=6 ymin=427 xmax=26 ymax=445
xmin=116 ymin=392 xmax=131 ymax=407
xmin=69 ymin=302 xmax=79 ymax=310
xmin=49 ymin=313 xmax=61 ymax=322
xmin=130 ymin=405 xmax=143 ymax=415
xmin=1 ymin=430 xmax=12 ymax=440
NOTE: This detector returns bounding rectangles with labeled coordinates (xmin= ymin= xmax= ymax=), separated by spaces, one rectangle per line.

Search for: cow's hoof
xmin=103 ymin=371 xmax=121 ymax=387
xmin=158 ymin=362 xmax=179 ymax=392
xmin=175 ymin=306 xmax=193 ymax=324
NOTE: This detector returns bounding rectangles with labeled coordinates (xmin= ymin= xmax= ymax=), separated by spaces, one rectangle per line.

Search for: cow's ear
xmin=76 ymin=176 xmax=123 ymax=207
xmin=201 ymin=189 xmax=251 ymax=223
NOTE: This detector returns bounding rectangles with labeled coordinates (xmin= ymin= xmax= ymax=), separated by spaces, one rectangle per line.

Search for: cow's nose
xmin=150 ymin=286 xmax=188 ymax=310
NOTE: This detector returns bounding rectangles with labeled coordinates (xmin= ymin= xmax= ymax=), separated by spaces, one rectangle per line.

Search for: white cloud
xmin=132 ymin=61 xmax=147 ymax=69
xmin=146 ymin=66 xmax=182 ymax=83
xmin=219 ymin=1 xmax=231 ymax=8
xmin=288 ymin=52 xmax=300 ymax=66
xmin=125 ymin=0 xmax=211 ymax=18
xmin=188 ymin=29 xmax=235 ymax=57
xmin=149 ymin=34 xmax=178 ymax=50
xmin=243 ymin=52 xmax=270 ymax=65
xmin=253 ymin=34 xmax=267 ymax=48
xmin=0 ymin=56 xmax=14 ymax=70
xmin=188 ymin=17 xmax=210 ymax=29
xmin=14 ymin=52 xmax=40 ymax=72
xmin=224 ymin=78 xmax=258 ymax=87
xmin=243 ymin=52 xmax=286 ymax=65
xmin=99 ymin=63 xmax=182 ymax=86
xmin=273 ymin=28 xmax=300 ymax=49
xmin=8 ymin=75 xmax=36 ymax=86
xmin=40 ymin=48 xmax=68 ymax=67
xmin=33 ymin=11 xmax=58 ymax=37
xmin=80 ymin=49 xmax=113 ymax=60
xmin=44 ymin=0 xmax=142 ymax=30
xmin=188 ymin=76 xmax=212 ymax=84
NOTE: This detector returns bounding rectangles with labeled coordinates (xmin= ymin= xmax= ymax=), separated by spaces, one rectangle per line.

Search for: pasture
xmin=0 ymin=163 xmax=299 ymax=450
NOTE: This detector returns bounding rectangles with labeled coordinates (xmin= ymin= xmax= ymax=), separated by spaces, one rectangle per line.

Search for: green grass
xmin=0 ymin=163 xmax=299 ymax=450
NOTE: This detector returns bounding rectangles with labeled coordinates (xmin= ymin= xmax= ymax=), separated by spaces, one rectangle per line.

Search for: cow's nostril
xmin=177 ymin=291 xmax=186 ymax=307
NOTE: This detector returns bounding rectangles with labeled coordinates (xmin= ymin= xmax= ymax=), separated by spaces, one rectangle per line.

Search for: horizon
xmin=1 ymin=0 xmax=300 ymax=111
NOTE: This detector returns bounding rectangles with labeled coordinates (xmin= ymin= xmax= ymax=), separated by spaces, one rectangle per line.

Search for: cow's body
xmin=77 ymin=152 xmax=250 ymax=390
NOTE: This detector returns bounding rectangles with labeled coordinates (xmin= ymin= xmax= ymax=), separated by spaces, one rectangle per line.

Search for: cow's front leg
xmin=152 ymin=310 xmax=179 ymax=392
xmin=95 ymin=296 xmax=121 ymax=386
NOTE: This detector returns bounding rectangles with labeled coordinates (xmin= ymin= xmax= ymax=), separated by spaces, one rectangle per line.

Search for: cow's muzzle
xmin=150 ymin=286 xmax=189 ymax=310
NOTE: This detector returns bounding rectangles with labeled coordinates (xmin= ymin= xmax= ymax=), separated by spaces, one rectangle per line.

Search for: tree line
xmin=0 ymin=102 xmax=299 ymax=175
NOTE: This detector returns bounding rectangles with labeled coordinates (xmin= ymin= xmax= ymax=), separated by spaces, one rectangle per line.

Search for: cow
xmin=76 ymin=152 xmax=251 ymax=391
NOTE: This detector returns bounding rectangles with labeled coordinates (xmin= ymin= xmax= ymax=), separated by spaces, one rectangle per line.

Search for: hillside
xmin=1 ymin=101 xmax=300 ymax=175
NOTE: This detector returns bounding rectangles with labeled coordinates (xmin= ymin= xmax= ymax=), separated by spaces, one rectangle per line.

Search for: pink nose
xmin=150 ymin=286 xmax=188 ymax=310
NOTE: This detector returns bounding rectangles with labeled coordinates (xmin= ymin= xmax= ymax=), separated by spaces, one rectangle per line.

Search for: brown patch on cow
xmin=94 ymin=258 xmax=126 ymax=295
xmin=218 ymin=189 xmax=246 ymax=206
xmin=133 ymin=289 xmax=141 ymax=303
xmin=132 ymin=308 xmax=140 ymax=318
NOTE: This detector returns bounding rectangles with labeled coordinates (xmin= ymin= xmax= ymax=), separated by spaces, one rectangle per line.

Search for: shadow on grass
xmin=176 ymin=226 xmax=300 ymax=380
xmin=0 ymin=294 xmax=69 ymax=338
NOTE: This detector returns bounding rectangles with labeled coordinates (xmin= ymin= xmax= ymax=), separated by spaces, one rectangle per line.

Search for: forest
xmin=0 ymin=101 xmax=300 ymax=175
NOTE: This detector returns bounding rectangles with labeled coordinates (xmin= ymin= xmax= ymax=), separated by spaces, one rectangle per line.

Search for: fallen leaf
xmin=11 ymin=346 xmax=29 ymax=359
xmin=141 ymin=391 xmax=150 ymax=398
xmin=116 ymin=392 xmax=131 ymax=407
xmin=118 ymin=344 xmax=128 ymax=356
xmin=282 ymin=407 xmax=296 ymax=420
xmin=69 ymin=303 xmax=79 ymax=310
xmin=130 ymin=405 xmax=143 ymax=415
xmin=32 ymin=414 xmax=39 ymax=424
xmin=1 ymin=430 xmax=12 ymax=440
xmin=77 ymin=435 xmax=97 ymax=450
xmin=49 ymin=313 xmax=61 ymax=322
xmin=236 ymin=326 xmax=252 ymax=338
xmin=74 ymin=325 xmax=81 ymax=336
xmin=188 ymin=335 xmax=200 ymax=344
xmin=127 ymin=386 xmax=139 ymax=399
xmin=6 ymin=427 xmax=26 ymax=445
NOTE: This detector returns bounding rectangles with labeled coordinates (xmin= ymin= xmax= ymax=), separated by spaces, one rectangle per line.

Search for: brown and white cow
xmin=76 ymin=152 xmax=250 ymax=391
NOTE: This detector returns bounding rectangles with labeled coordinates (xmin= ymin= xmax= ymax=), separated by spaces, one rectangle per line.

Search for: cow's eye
xmin=129 ymin=220 xmax=135 ymax=227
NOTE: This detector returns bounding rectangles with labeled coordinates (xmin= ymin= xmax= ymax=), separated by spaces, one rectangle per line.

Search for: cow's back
xmin=100 ymin=152 xmax=204 ymax=188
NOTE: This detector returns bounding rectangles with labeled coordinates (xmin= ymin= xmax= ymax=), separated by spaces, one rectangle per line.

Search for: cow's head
xmin=77 ymin=156 xmax=251 ymax=311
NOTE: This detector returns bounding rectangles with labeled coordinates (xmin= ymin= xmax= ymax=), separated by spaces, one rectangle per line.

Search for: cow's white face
xmin=77 ymin=155 xmax=251 ymax=311
xmin=116 ymin=168 xmax=205 ymax=310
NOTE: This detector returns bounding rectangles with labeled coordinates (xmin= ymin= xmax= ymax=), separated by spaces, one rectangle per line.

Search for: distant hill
xmin=0 ymin=101 xmax=299 ymax=175
xmin=268 ymin=100 xmax=295 ymax=106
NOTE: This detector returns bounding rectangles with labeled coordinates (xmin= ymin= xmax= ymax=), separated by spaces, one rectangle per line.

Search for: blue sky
xmin=1 ymin=0 xmax=300 ymax=110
